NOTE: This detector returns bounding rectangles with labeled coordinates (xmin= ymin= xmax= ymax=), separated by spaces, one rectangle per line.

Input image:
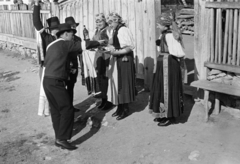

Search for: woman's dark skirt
xmin=116 ymin=51 xmax=136 ymax=104
xmin=149 ymin=54 xmax=184 ymax=118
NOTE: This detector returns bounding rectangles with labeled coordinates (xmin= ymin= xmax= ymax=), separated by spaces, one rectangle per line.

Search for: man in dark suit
xmin=65 ymin=17 xmax=82 ymax=111
xmin=43 ymin=23 xmax=82 ymax=150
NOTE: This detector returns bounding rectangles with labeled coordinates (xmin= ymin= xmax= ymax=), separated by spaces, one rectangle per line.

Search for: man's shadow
xmin=71 ymin=96 xmax=114 ymax=145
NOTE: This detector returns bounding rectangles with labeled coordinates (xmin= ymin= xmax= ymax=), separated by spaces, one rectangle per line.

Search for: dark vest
xmin=160 ymin=31 xmax=171 ymax=53
xmin=112 ymin=23 xmax=125 ymax=50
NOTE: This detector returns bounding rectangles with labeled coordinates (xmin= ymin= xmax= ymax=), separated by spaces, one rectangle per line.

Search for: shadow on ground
xmin=71 ymin=96 xmax=114 ymax=145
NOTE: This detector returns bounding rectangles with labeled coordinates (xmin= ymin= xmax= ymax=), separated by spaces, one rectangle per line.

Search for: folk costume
xmin=33 ymin=3 xmax=60 ymax=116
xmin=81 ymin=13 xmax=111 ymax=109
xmin=33 ymin=4 xmax=59 ymax=67
xmin=65 ymin=17 xmax=82 ymax=105
xmin=91 ymin=13 xmax=111 ymax=109
xmin=43 ymin=23 xmax=82 ymax=150
xmin=149 ymin=12 xmax=185 ymax=126
xmin=106 ymin=13 xmax=136 ymax=120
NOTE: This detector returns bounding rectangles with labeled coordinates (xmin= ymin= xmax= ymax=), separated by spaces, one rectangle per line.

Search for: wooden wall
xmin=59 ymin=0 xmax=161 ymax=87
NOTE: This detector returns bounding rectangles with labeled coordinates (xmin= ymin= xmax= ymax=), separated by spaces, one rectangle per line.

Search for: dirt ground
xmin=1 ymin=35 xmax=240 ymax=164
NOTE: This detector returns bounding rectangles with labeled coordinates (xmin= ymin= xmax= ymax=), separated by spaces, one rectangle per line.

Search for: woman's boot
xmin=116 ymin=103 xmax=129 ymax=120
xmin=98 ymin=98 xmax=107 ymax=109
xmin=112 ymin=104 xmax=122 ymax=117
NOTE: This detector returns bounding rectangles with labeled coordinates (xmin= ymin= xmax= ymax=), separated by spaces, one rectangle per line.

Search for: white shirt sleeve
xmin=165 ymin=33 xmax=185 ymax=57
xmin=117 ymin=26 xmax=135 ymax=50
xmin=157 ymin=34 xmax=162 ymax=52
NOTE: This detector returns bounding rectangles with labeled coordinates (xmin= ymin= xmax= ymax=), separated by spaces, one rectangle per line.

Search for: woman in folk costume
xmin=149 ymin=12 xmax=185 ymax=126
xmin=91 ymin=13 xmax=112 ymax=110
xmin=106 ymin=12 xmax=136 ymax=120
xmin=82 ymin=13 xmax=111 ymax=110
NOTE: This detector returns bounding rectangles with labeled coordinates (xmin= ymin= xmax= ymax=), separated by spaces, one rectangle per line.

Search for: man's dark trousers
xmin=43 ymin=77 xmax=74 ymax=140
xmin=66 ymin=71 xmax=78 ymax=105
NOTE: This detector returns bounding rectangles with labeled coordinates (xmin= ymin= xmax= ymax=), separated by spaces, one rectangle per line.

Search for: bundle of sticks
xmin=176 ymin=8 xmax=194 ymax=35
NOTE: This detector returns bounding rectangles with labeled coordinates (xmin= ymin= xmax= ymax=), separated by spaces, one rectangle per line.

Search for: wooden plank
xmin=76 ymin=0 xmax=83 ymax=38
xmin=223 ymin=7 xmax=230 ymax=64
xmin=98 ymin=0 xmax=103 ymax=13
xmin=20 ymin=13 xmax=25 ymax=37
xmin=128 ymin=0 xmax=136 ymax=59
xmin=228 ymin=0 xmax=233 ymax=65
xmin=210 ymin=0 xmax=215 ymax=62
xmin=214 ymin=2 xmax=219 ymax=63
xmin=83 ymin=0 xmax=89 ymax=34
xmin=109 ymin=0 xmax=115 ymax=13
xmin=93 ymin=0 xmax=99 ymax=19
xmin=155 ymin=0 xmax=161 ymax=40
xmin=204 ymin=90 xmax=209 ymax=122
xmin=204 ymin=61 xmax=240 ymax=73
xmin=66 ymin=3 xmax=71 ymax=17
xmin=232 ymin=0 xmax=239 ymax=65
xmin=200 ymin=0 xmax=209 ymax=80
xmin=191 ymin=80 xmax=240 ymax=97
xmin=121 ymin=0 xmax=128 ymax=25
xmin=103 ymin=0 xmax=109 ymax=15
xmin=206 ymin=1 xmax=240 ymax=9
xmin=135 ymin=0 xmax=144 ymax=78
xmin=217 ymin=0 xmax=222 ymax=64
xmin=145 ymin=0 xmax=156 ymax=89
xmin=237 ymin=4 xmax=240 ymax=65
xmin=214 ymin=93 xmax=220 ymax=115
xmin=115 ymin=0 xmax=122 ymax=15
xmin=88 ymin=0 xmax=94 ymax=38
xmin=177 ymin=15 xmax=194 ymax=19
xmin=143 ymin=0 xmax=150 ymax=86
xmin=62 ymin=5 xmax=67 ymax=24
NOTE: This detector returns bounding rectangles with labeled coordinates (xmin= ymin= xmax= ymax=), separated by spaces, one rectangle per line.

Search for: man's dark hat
xmin=46 ymin=16 xmax=60 ymax=29
xmin=65 ymin=16 xmax=79 ymax=27
xmin=56 ymin=23 xmax=77 ymax=37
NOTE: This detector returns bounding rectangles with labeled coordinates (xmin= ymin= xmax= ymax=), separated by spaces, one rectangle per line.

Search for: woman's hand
xmin=105 ymin=45 xmax=115 ymax=54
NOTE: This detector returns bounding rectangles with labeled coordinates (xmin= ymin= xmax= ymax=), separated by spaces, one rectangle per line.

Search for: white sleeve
xmin=157 ymin=34 xmax=162 ymax=52
xmin=81 ymin=41 xmax=86 ymax=51
xmin=165 ymin=33 xmax=185 ymax=57
xmin=117 ymin=27 xmax=135 ymax=50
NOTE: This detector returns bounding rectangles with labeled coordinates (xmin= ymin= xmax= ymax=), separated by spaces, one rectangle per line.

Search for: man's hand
xmin=70 ymin=69 xmax=77 ymax=74
xmin=34 ymin=0 xmax=40 ymax=5
xmin=40 ymin=60 xmax=44 ymax=67
xmin=98 ymin=40 xmax=107 ymax=46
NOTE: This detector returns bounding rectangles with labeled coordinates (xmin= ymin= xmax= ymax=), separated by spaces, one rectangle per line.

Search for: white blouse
xmin=157 ymin=33 xmax=185 ymax=58
xmin=117 ymin=26 xmax=135 ymax=51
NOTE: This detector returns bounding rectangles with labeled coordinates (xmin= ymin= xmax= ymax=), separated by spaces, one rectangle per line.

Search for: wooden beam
xmin=204 ymin=61 xmax=240 ymax=74
xmin=191 ymin=80 xmax=240 ymax=96
xmin=206 ymin=2 xmax=240 ymax=9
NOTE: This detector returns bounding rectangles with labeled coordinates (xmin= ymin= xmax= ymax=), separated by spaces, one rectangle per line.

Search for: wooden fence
xmin=59 ymin=0 xmax=161 ymax=83
xmin=0 ymin=10 xmax=50 ymax=39
xmin=194 ymin=0 xmax=240 ymax=80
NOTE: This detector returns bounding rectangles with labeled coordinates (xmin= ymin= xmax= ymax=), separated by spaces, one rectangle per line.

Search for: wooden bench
xmin=190 ymin=61 xmax=240 ymax=122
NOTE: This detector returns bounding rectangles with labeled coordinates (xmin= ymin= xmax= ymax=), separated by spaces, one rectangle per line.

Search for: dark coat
xmin=44 ymin=39 xmax=82 ymax=80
